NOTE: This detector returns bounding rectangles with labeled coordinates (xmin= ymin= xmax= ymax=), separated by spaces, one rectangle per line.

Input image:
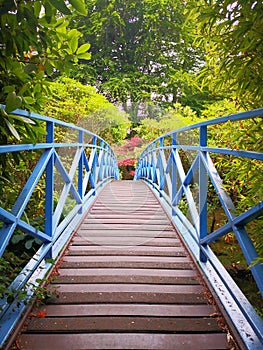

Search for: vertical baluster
xmin=98 ymin=139 xmax=105 ymax=182
xmin=45 ymin=121 xmax=54 ymax=257
xmin=159 ymin=138 xmax=164 ymax=197
xmin=104 ymin=143 xmax=108 ymax=179
xmin=152 ymin=141 xmax=157 ymax=186
xmin=78 ymin=130 xmax=84 ymax=214
xmin=112 ymin=147 xmax=118 ymax=179
xmin=172 ymin=133 xmax=177 ymax=217
xmin=92 ymin=136 xmax=97 ymax=192
xmin=199 ymin=125 xmax=208 ymax=262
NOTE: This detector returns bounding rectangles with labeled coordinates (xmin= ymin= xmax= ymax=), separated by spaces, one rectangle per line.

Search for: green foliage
xmin=166 ymin=70 xmax=219 ymax=115
xmin=42 ymin=77 xmax=131 ymax=143
xmin=69 ymin=0 xmax=204 ymax=105
xmin=208 ymin=116 xmax=263 ymax=212
xmin=187 ymin=0 xmax=263 ymax=108
xmin=0 ymin=252 xmax=24 ymax=305
xmin=201 ymin=99 xmax=244 ymax=120
xmin=0 ymin=251 xmax=55 ymax=310
xmin=0 ymin=0 xmax=89 ymax=141
xmin=0 ymin=0 xmax=89 ymax=111
xmin=135 ymin=118 xmax=163 ymax=142
xmin=205 ymin=114 xmax=263 ymax=274
xmin=28 ymin=275 xmax=57 ymax=306
xmin=135 ymin=103 xmax=202 ymax=141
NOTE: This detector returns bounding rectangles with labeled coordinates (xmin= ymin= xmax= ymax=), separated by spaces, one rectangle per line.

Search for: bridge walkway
xmin=16 ymin=181 xmax=234 ymax=350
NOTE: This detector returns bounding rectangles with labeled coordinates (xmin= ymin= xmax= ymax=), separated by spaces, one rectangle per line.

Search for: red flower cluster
xmin=118 ymin=158 xmax=136 ymax=167
xmin=122 ymin=136 xmax=143 ymax=151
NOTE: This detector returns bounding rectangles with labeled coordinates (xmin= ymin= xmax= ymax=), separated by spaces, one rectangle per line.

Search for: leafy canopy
xmin=42 ymin=77 xmax=131 ymax=143
xmin=0 ymin=0 xmax=90 ymax=141
xmin=70 ymin=0 xmax=204 ymax=106
xmin=187 ymin=0 xmax=263 ymax=108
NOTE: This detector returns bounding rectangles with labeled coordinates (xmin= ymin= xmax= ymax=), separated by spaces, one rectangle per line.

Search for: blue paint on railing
xmin=135 ymin=109 xmax=263 ymax=350
xmin=0 ymin=107 xmax=119 ymax=347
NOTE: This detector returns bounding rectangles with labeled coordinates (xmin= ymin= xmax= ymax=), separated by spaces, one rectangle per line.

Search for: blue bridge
xmin=0 ymin=107 xmax=262 ymax=349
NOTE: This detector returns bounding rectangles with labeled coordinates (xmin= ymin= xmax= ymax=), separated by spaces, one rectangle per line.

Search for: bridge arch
xmin=0 ymin=106 xmax=262 ymax=349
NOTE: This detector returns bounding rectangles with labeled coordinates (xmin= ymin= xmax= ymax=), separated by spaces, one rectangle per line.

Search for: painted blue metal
xmin=135 ymin=109 xmax=263 ymax=349
xmin=0 ymin=106 xmax=119 ymax=347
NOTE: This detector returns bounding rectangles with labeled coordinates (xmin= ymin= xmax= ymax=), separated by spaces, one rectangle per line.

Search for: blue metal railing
xmin=135 ymin=109 xmax=263 ymax=350
xmin=0 ymin=107 xmax=119 ymax=346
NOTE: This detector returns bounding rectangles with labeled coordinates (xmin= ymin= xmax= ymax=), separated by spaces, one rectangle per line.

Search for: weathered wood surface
xmin=17 ymin=180 xmax=230 ymax=349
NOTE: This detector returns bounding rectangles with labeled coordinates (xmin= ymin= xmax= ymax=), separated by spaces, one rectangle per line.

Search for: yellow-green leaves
xmin=68 ymin=29 xmax=81 ymax=53
xmin=66 ymin=30 xmax=91 ymax=61
xmin=76 ymin=43 xmax=91 ymax=60
xmin=77 ymin=43 xmax=91 ymax=54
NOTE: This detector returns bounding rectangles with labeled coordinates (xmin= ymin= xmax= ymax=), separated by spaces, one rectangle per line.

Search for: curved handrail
xmin=135 ymin=109 xmax=263 ymax=349
xmin=0 ymin=106 xmax=119 ymax=346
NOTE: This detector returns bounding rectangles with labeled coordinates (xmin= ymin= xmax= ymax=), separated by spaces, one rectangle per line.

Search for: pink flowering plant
xmin=114 ymin=136 xmax=145 ymax=179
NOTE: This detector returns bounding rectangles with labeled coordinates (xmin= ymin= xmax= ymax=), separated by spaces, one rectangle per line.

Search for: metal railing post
xmin=172 ymin=133 xmax=177 ymax=217
xmin=158 ymin=138 xmax=164 ymax=197
xmin=92 ymin=136 xmax=97 ymax=194
xmin=78 ymin=130 xmax=84 ymax=214
xmin=45 ymin=121 xmax=55 ymax=258
xmin=199 ymin=125 xmax=208 ymax=262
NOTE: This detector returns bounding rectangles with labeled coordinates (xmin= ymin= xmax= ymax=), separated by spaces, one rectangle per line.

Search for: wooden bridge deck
xmin=16 ymin=180 xmax=232 ymax=349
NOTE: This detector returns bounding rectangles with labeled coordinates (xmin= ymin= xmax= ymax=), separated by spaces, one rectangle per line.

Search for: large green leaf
xmin=49 ymin=0 xmax=71 ymax=15
xmin=9 ymin=114 xmax=35 ymax=125
xmin=69 ymin=36 xmax=79 ymax=53
xmin=77 ymin=52 xmax=91 ymax=60
xmin=5 ymin=119 xmax=20 ymax=140
xmin=68 ymin=0 xmax=87 ymax=15
xmin=5 ymin=92 xmax=22 ymax=113
xmin=76 ymin=43 xmax=91 ymax=55
xmin=34 ymin=1 xmax=42 ymax=17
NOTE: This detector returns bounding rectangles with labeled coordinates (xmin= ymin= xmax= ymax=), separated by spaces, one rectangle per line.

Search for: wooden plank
xmin=49 ymin=283 xmax=204 ymax=293
xmin=60 ymin=255 xmax=193 ymax=269
xmin=58 ymin=268 xmax=197 ymax=276
xmin=61 ymin=255 xmax=192 ymax=263
xmin=38 ymin=303 xmax=214 ymax=317
xmin=19 ymin=333 xmax=228 ymax=350
xmin=74 ymin=236 xmax=179 ymax=247
xmin=72 ymin=236 xmax=182 ymax=247
xmin=77 ymin=233 xmax=178 ymax=239
xmin=92 ymin=202 xmax=161 ymax=207
xmin=79 ymin=223 xmax=173 ymax=230
xmin=56 ymin=272 xmax=198 ymax=285
xmin=55 ymin=268 xmax=198 ymax=284
xmin=26 ymin=316 xmax=221 ymax=333
xmin=67 ymin=246 xmax=186 ymax=256
xmin=77 ymin=230 xmax=177 ymax=237
xmin=81 ymin=218 xmax=170 ymax=224
xmin=54 ymin=274 xmax=198 ymax=284
xmin=70 ymin=237 xmax=179 ymax=246
xmin=47 ymin=285 xmax=206 ymax=304
xmin=84 ymin=214 xmax=168 ymax=220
